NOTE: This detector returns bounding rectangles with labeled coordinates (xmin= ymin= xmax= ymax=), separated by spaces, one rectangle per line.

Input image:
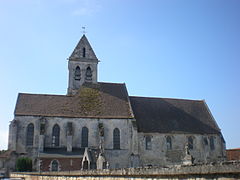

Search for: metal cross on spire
xmin=82 ymin=26 xmax=87 ymax=35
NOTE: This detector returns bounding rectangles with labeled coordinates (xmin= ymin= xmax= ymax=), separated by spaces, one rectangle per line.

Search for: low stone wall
xmin=10 ymin=161 xmax=240 ymax=180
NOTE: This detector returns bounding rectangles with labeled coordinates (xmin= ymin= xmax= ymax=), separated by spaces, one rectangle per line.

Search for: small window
xmin=85 ymin=67 xmax=92 ymax=81
xmin=52 ymin=124 xmax=60 ymax=147
xmin=26 ymin=123 xmax=34 ymax=146
xmin=83 ymin=47 xmax=86 ymax=57
xmin=113 ymin=128 xmax=120 ymax=149
xmin=204 ymin=137 xmax=208 ymax=145
xmin=210 ymin=136 xmax=215 ymax=150
xmin=166 ymin=136 xmax=172 ymax=150
xmin=51 ymin=160 xmax=59 ymax=171
xmin=74 ymin=66 xmax=81 ymax=80
xmin=188 ymin=136 xmax=193 ymax=150
xmin=145 ymin=136 xmax=152 ymax=150
xmin=82 ymin=127 xmax=88 ymax=148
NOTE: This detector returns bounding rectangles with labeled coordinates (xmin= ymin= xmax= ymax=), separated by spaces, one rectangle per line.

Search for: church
xmin=7 ymin=35 xmax=226 ymax=171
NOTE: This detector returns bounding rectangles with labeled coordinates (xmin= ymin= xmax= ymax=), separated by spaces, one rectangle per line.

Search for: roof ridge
xmin=98 ymin=82 xmax=125 ymax=85
xmin=18 ymin=93 xmax=68 ymax=97
xmin=129 ymin=95 xmax=203 ymax=102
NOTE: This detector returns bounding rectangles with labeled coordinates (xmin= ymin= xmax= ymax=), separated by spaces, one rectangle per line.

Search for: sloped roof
xmin=129 ymin=96 xmax=220 ymax=134
xmin=14 ymin=82 xmax=133 ymax=119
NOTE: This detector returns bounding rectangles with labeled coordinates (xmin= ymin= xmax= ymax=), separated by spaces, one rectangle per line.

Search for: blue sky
xmin=0 ymin=0 xmax=239 ymax=150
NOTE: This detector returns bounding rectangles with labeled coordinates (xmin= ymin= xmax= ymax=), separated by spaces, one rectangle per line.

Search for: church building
xmin=7 ymin=35 xmax=226 ymax=171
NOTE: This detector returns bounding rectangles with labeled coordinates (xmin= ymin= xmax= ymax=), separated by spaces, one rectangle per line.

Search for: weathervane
xmin=82 ymin=26 xmax=86 ymax=35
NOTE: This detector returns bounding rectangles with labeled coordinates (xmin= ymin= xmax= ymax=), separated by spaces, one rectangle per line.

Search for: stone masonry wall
xmin=12 ymin=115 xmax=135 ymax=169
xmin=138 ymin=133 xmax=225 ymax=166
xmin=10 ymin=161 xmax=240 ymax=180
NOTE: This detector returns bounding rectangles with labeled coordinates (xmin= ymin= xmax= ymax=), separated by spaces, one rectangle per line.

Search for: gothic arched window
xmin=26 ymin=123 xmax=34 ymax=146
xmin=74 ymin=66 xmax=81 ymax=80
xmin=83 ymin=47 xmax=86 ymax=57
xmin=145 ymin=136 xmax=152 ymax=150
xmin=85 ymin=67 xmax=92 ymax=81
xmin=52 ymin=124 xmax=60 ymax=147
xmin=82 ymin=127 xmax=88 ymax=148
xmin=113 ymin=128 xmax=120 ymax=149
xmin=51 ymin=160 xmax=59 ymax=171
xmin=210 ymin=136 xmax=215 ymax=150
xmin=166 ymin=136 xmax=172 ymax=150
xmin=188 ymin=136 xmax=194 ymax=150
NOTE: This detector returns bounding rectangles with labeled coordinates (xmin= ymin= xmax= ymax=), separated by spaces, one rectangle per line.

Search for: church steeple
xmin=67 ymin=35 xmax=99 ymax=95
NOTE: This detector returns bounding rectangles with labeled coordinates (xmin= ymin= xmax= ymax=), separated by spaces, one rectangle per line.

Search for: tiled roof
xmin=14 ymin=81 xmax=222 ymax=134
xmin=129 ymin=96 xmax=221 ymax=134
xmin=227 ymin=149 xmax=240 ymax=161
xmin=15 ymin=82 xmax=134 ymax=119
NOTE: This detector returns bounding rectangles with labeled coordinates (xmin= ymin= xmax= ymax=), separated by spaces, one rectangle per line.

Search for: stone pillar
xmin=39 ymin=135 xmax=44 ymax=152
xmin=131 ymin=120 xmax=139 ymax=155
xmin=39 ymin=119 xmax=46 ymax=152
xmin=67 ymin=136 xmax=73 ymax=152
xmin=67 ymin=122 xmax=73 ymax=152
xmin=8 ymin=120 xmax=17 ymax=151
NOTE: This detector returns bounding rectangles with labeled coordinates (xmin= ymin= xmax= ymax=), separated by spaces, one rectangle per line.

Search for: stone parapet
xmin=10 ymin=161 xmax=240 ymax=180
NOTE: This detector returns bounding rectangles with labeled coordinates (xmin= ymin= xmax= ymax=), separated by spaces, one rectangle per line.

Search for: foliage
xmin=76 ymin=86 xmax=102 ymax=115
xmin=16 ymin=157 xmax=32 ymax=172
xmin=0 ymin=150 xmax=7 ymax=154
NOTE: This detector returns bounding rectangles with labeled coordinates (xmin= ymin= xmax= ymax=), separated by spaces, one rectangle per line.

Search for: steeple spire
xmin=67 ymin=35 xmax=99 ymax=95
xmin=69 ymin=35 xmax=98 ymax=61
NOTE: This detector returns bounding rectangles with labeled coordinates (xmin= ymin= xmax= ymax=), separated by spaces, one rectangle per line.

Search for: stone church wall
xmin=10 ymin=115 xmax=135 ymax=169
xmin=138 ymin=133 xmax=225 ymax=166
xmin=9 ymin=115 xmax=226 ymax=170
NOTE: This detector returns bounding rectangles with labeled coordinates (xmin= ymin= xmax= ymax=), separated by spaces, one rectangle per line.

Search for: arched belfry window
xmin=26 ymin=123 xmax=34 ymax=146
xmin=85 ymin=67 xmax=92 ymax=81
xmin=83 ymin=47 xmax=86 ymax=57
xmin=74 ymin=66 xmax=81 ymax=80
xmin=51 ymin=160 xmax=59 ymax=171
xmin=82 ymin=127 xmax=88 ymax=148
xmin=52 ymin=124 xmax=60 ymax=147
xmin=188 ymin=136 xmax=194 ymax=150
xmin=113 ymin=128 xmax=120 ymax=149
xmin=166 ymin=136 xmax=172 ymax=150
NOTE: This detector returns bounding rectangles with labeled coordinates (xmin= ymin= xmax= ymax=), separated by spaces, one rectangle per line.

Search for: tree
xmin=16 ymin=157 xmax=32 ymax=172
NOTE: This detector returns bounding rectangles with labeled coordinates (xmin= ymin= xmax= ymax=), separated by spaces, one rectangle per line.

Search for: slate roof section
xmin=129 ymin=96 xmax=221 ymax=134
xmin=14 ymin=82 xmax=134 ymax=119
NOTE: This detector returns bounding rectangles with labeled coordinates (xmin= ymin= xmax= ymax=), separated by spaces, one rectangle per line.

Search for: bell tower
xmin=67 ymin=35 xmax=99 ymax=95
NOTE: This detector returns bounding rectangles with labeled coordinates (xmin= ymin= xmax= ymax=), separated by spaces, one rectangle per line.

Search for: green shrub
xmin=16 ymin=157 xmax=32 ymax=172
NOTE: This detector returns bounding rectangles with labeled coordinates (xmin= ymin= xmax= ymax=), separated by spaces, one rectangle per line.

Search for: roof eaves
xmin=122 ymin=83 xmax=135 ymax=118
xmin=14 ymin=113 xmax=134 ymax=119
xmin=202 ymin=100 xmax=221 ymax=132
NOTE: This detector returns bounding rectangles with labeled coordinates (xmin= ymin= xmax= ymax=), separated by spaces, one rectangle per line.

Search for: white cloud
xmin=71 ymin=0 xmax=102 ymax=16
xmin=0 ymin=129 xmax=8 ymax=150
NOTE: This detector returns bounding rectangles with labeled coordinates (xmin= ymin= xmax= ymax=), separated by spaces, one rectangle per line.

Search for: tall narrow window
xmin=83 ymin=47 xmax=86 ymax=57
xmin=113 ymin=128 xmax=120 ymax=149
xmin=166 ymin=136 xmax=172 ymax=150
xmin=188 ymin=136 xmax=193 ymax=150
xmin=26 ymin=123 xmax=34 ymax=146
xmin=145 ymin=136 xmax=152 ymax=150
xmin=82 ymin=127 xmax=88 ymax=148
xmin=52 ymin=124 xmax=60 ymax=147
xmin=74 ymin=66 xmax=81 ymax=80
xmin=85 ymin=67 xmax=92 ymax=81
xmin=210 ymin=136 xmax=215 ymax=150
xmin=51 ymin=160 xmax=59 ymax=171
